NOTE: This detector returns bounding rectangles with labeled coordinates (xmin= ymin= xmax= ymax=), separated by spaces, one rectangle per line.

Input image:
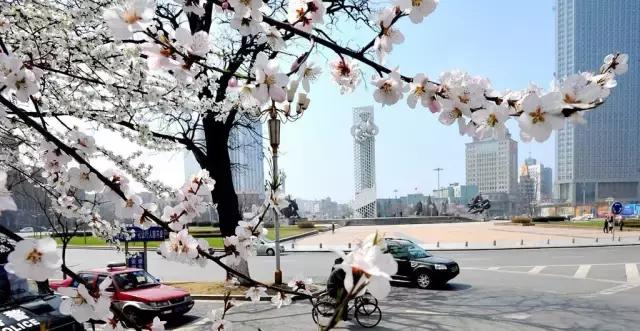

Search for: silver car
xmin=256 ymin=238 xmax=286 ymax=256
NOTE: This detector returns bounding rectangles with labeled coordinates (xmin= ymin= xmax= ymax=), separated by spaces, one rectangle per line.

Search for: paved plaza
xmin=293 ymin=221 xmax=640 ymax=249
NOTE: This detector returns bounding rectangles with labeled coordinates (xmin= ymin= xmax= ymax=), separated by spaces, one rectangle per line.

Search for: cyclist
xmin=326 ymin=257 xmax=349 ymax=321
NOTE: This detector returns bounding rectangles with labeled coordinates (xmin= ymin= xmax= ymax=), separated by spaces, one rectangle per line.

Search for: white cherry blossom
xmin=559 ymin=72 xmax=609 ymax=105
xmin=5 ymin=238 xmax=61 ymax=282
xmin=162 ymin=205 xmax=186 ymax=231
xmin=68 ymin=164 xmax=104 ymax=193
xmin=517 ymin=92 xmax=564 ymax=142
xmin=298 ymin=62 xmax=321 ymax=92
xmin=396 ymin=0 xmax=439 ymax=24
xmin=330 ymin=57 xmax=360 ymax=94
xmin=2 ymin=60 xmax=44 ymax=103
xmin=373 ymin=70 xmax=404 ymax=106
xmin=245 ymin=286 xmax=267 ymax=303
xmin=159 ymin=229 xmax=199 ymax=262
xmin=230 ymin=13 xmax=264 ymax=36
xmin=270 ymin=292 xmax=292 ymax=309
xmin=287 ymin=0 xmax=325 ymax=32
xmin=68 ymin=131 xmax=97 ymax=156
xmin=253 ymin=53 xmax=288 ymax=104
xmin=115 ymin=194 xmax=144 ymax=219
xmin=59 ymin=281 xmax=110 ymax=323
xmin=0 ymin=15 xmax=9 ymax=33
xmin=337 ymin=232 xmax=397 ymax=299
xmin=140 ymin=41 xmax=184 ymax=71
xmin=258 ymin=24 xmax=285 ymax=51
xmin=602 ymin=53 xmax=629 ymax=75
xmin=174 ymin=0 xmax=206 ymax=15
xmin=374 ymin=7 xmax=405 ymax=61
xmin=471 ymin=104 xmax=510 ymax=140
xmin=103 ymin=0 xmax=156 ymax=40
xmin=150 ymin=316 xmax=167 ymax=331
xmin=175 ymin=27 xmax=210 ymax=57
xmin=406 ymin=73 xmax=437 ymax=109
xmin=228 ymin=0 xmax=264 ymax=21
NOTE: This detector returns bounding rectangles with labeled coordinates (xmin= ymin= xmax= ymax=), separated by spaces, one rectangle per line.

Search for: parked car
xmin=384 ymin=238 xmax=459 ymax=289
xmin=0 ymin=265 xmax=85 ymax=330
xmin=18 ymin=227 xmax=34 ymax=233
xmin=256 ymin=238 xmax=285 ymax=256
xmin=50 ymin=263 xmax=193 ymax=327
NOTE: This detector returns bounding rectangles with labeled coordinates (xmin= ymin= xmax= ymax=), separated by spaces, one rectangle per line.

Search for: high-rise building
xmin=465 ymin=135 xmax=518 ymax=216
xmin=184 ymin=122 xmax=265 ymax=202
xmin=524 ymin=157 xmax=553 ymax=202
xmin=555 ymin=0 xmax=640 ymax=204
xmin=351 ymin=106 xmax=378 ymax=218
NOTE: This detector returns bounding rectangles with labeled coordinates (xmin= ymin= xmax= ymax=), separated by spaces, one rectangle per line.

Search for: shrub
xmin=511 ymin=216 xmax=532 ymax=224
xmin=533 ymin=216 xmax=566 ymax=223
xmin=623 ymin=218 xmax=640 ymax=228
xmin=297 ymin=221 xmax=315 ymax=229
xmin=264 ymin=223 xmax=275 ymax=229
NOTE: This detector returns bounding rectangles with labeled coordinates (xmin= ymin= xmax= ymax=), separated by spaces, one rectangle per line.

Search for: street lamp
xmin=260 ymin=88 xmax=310 ymax=285
xmin=434 ymin=167 xmax=443 ymax=190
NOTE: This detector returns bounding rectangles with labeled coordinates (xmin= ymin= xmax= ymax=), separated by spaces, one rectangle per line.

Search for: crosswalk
xmin=465 ymin=262 xmax=640 ymax=285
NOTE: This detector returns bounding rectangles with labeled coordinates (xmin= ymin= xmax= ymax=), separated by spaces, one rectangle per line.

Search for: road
xmin=78 ymin=246 xmax=640 ymax=330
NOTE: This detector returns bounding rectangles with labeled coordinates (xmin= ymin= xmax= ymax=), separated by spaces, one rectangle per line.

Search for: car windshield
xmin=406 ymin=243 xmax=430 ymax=259
xmin=0 ymin=265 xmax=42 ymax=305
xmin=113 ymin=270 xmax=159 ymax=291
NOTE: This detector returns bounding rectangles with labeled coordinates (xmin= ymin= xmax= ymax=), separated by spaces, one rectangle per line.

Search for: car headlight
xmin=434 ymin=264 xmax=447 ymax=270
xmin=149 ymin=301 xmax=171 ymax=308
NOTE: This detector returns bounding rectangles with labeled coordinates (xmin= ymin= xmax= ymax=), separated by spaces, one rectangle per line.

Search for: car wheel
xmin=122 ymin=307 xmax=141 ymax=328
xmin=266 ymin=248 xmax=275 ymax=256
xmin=415 ymin=270 xmax=433 ymax=289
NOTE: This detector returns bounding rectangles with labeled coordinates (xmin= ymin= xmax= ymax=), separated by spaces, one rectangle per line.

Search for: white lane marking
xmin=403 ymin=310 xmax=446 ymax=315
xmin=598 ymin=283 xmax=639 ymax=295
xmin=625 ymin=263 xmax=640 ymax=284
xmin=503 ymin=313 xmax=531 ymax=320
xmin=528 ymin=266 xmax=545 ymax=274
xmin=466 ymin=262 xmax=640 ymax=269
xmin=488 ymin=266 xmax=500 ymax=270
xmin=464 ymin=267 xmax=625 ymax=285
xmin=551 ymin=255 xmax=585 ymax=259
xmin=574 ymin=265 xmax=591 ymax=279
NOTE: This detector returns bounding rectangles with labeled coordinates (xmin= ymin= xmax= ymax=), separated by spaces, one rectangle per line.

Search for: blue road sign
xmin=116 ymin=226 xmax=166 ymax=242
xmin=611 ymin=201 xmax=624 ymax=215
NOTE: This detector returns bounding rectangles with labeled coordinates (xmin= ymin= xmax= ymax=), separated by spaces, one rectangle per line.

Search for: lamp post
xmin=434 ymin=167 xmax=443 ymax=190
xmin=268 ymin=117 xmax=282 ymax=284
xmin=261 ymin=85 xmax=310 ymax=285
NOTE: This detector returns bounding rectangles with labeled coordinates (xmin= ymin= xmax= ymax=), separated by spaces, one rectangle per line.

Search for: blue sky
xmin=278 ymin=0 xmax=557 ymax=202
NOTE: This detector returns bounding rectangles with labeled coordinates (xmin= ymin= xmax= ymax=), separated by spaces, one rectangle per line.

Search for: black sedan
xmin=384 ymin=238 xmax=459 ymax=289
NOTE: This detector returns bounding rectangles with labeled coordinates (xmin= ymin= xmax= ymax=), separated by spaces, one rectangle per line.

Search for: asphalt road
xmin=83 ymin=245 xmax=640 ymax=330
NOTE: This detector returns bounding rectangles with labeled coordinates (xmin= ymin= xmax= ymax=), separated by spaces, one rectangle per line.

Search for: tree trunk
xmin=203 ymin=114 xmax=252 ymax=283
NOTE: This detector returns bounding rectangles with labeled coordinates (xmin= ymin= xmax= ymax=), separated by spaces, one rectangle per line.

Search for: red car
xmin=50 ymin=263 xmax=193 ymax=325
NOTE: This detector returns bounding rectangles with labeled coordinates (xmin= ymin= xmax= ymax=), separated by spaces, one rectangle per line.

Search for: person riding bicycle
xmin=326 ymin=257 xmax=349 ymax=320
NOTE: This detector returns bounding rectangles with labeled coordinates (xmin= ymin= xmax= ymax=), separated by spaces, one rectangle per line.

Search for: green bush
xmin=511 ymin=216 xmax=532 ymax=224
xmin=533 ymin=216 xmax=566 ymax=223
xmin=623 ymin=218 xmax=640 ymax=227
xmin=297 ymin=221 xmax=315 ymax=229
xmin=264 ymin=223 xmax=275 ymax=229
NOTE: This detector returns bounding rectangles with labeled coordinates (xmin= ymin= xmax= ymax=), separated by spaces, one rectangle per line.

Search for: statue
xmin=280 ymin=196 xmax=300 ymax=219
xmin=415 ymin=201 xmax=423 ymax=216
xmin=467 ymin=194 xmax=491 ymax=214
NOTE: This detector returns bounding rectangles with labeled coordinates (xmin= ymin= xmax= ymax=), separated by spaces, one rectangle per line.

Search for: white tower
xmin=352 ymin=106 xmax=378 ymax=218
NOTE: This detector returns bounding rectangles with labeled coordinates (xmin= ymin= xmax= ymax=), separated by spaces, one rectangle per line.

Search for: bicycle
xmin=311 ymin=291 xmax=382 ymax=328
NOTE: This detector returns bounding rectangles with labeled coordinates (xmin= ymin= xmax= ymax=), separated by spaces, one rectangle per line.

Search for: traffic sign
xmin=126 ymin=252 xmax=145 ymax=269
xmin=611 ymin=201 xmax=624 ymax=215
xmin=116 ymin=226 xmax=166 ymax=242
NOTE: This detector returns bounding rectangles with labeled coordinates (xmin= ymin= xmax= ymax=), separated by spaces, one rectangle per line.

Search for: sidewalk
xmin=287 ymin=221 xmax=640 ymax=251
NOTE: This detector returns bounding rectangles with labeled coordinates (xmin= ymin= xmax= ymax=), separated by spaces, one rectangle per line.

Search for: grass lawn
xmin=54 ymin=226 xmax=315 ymax=248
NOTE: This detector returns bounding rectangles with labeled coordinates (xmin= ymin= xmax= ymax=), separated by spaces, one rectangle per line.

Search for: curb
xmin=279 ymin=229 xmax=320 ymax=242
xmin=190 ymin=294 xmax=310 ymax=301
xmin=286 ymin=241 xmax=640 ymax=253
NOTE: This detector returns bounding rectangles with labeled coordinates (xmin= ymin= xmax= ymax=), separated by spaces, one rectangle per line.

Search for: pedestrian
xmin=620 ymin=218 xmax=624 ymax=231
xmin=331 ymin=222 xmax=335 ymax=234
xmin=608 ymin=216 xmax=614 ymax=233
xmin=603 ymin=218 xmax=608 ymax=233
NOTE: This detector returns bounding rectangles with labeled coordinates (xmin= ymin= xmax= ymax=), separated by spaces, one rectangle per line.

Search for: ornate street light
xmin=256 ymin=86 xmax=310 ymax=284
